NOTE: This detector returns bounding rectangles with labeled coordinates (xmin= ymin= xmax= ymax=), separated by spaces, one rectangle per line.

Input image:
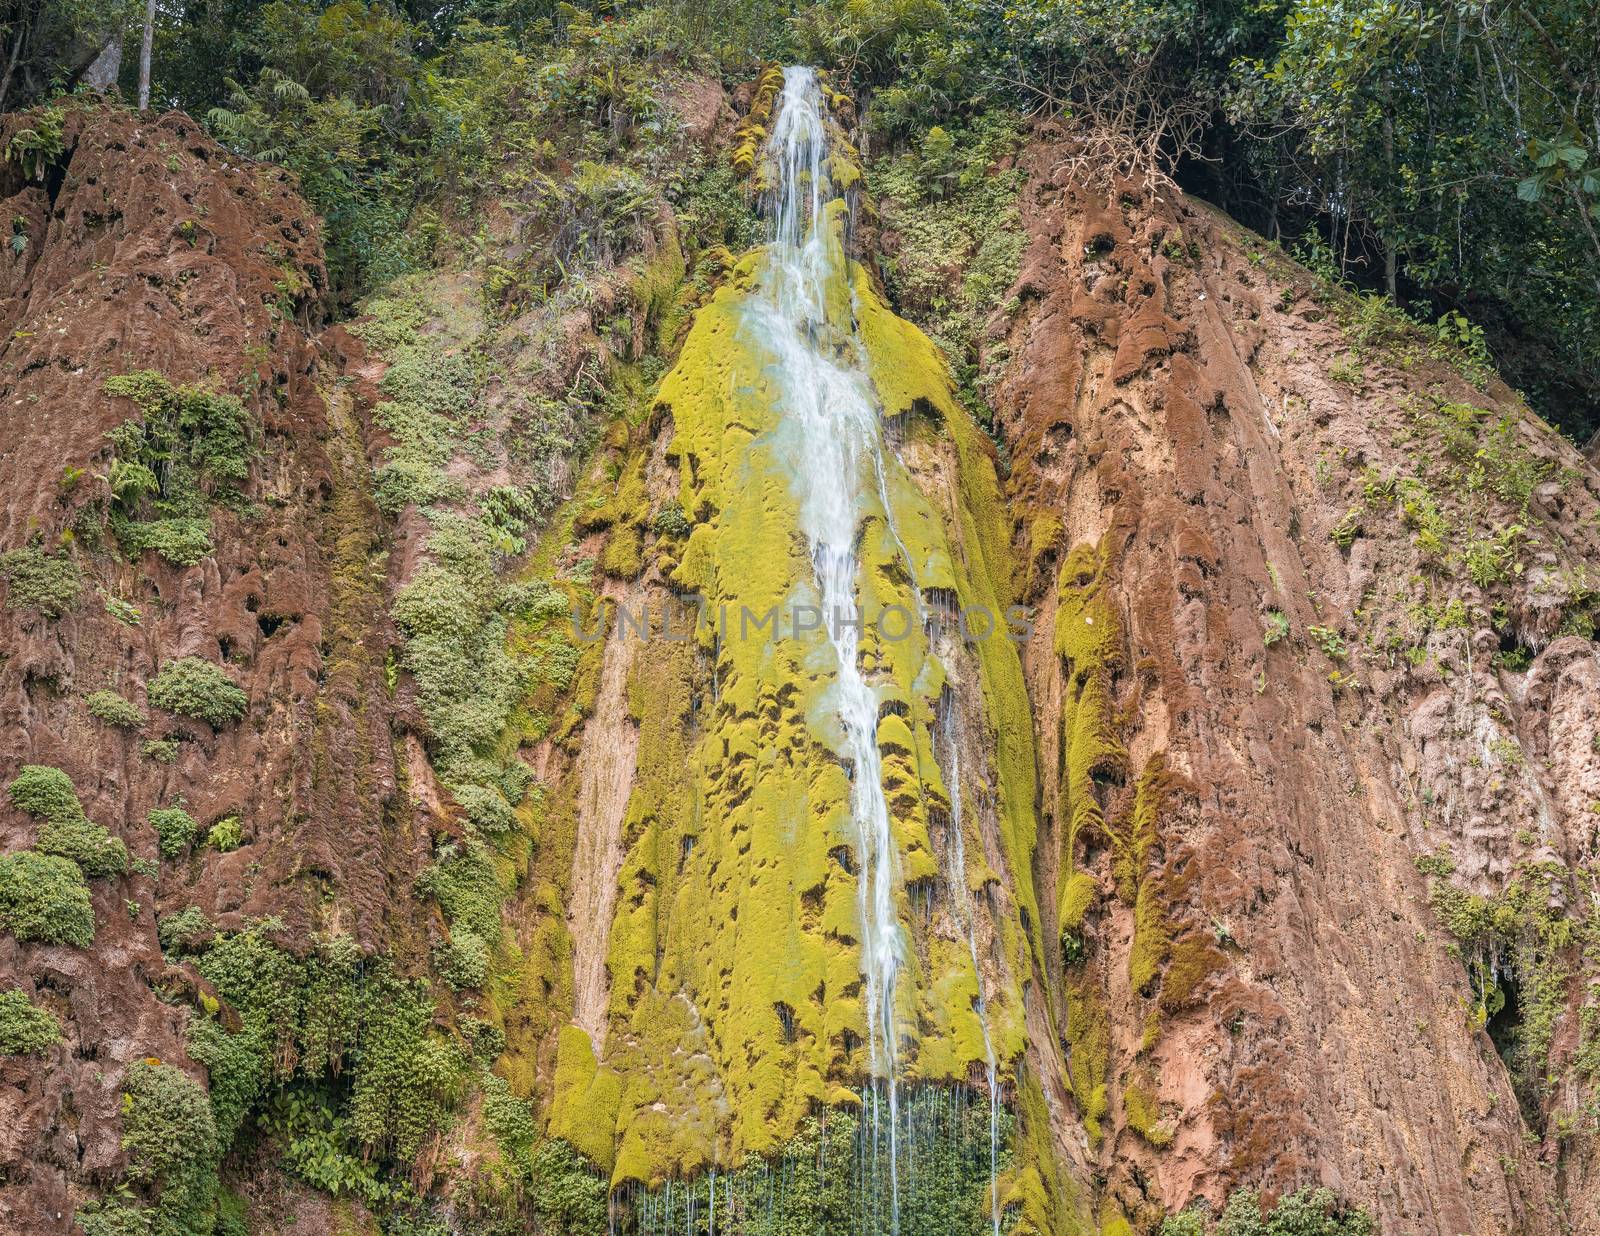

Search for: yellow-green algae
xmin=539 ymin=203 xmax=1056 ymax=1199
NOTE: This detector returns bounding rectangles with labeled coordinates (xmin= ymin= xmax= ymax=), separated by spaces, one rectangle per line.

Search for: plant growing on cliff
xmin=7 ymin=765 xmax=128 ymax=878
xmin=0 ymin=546 xmax=82 ymax=617
xmin=147 ymin=805 xmax=199 ymax=858
xmin=0 ymin=988 xmax=61 ymax=1055
xmin=147 ymin=657 xmax=249 ymax=727
xmin=102 ymin=371 xmax=253 ymax=566
xmin=0 ymin=851 xmax=94 ymax=946
xmin=119 ymin=1060 xmax=221 ymax=1232
xmin=87 ymin=689 xmax=145 ymax=729
xmin=1161 ymin=1186 xmax=1373 ymax=1235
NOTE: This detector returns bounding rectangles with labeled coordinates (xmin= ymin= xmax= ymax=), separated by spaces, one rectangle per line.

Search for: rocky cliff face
xmin=975 ymin=132 xmax=1600 ymax=1233
xmin=0 ymin=77 xmax=1595 ymax=1236
xmin=0 ymin=103 xmax=422 ymax=1232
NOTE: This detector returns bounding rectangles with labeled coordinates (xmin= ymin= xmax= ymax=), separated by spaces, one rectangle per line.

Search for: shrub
xmin=0 ymin=988 xmax=61 ymax=1054
xmin=7 ymin=765 xmax=127 ymax=878
xmin=207 ymin=817 xmax=242 ymax=852
xmin=0 ymin=547 xmax=81 ymax=617
xmin=37 ymin=813 xmax=129 ymax=878
xmin=141 ymin=738 xmax=180 ymax=764
xmin=434 ymin=927 xmax=489 ymax=990
xmin=112 ymin=516 xmax=215 ymax=567
xmin=147 ymin=658 xmax=249 ymax=727
xmin=449 ymin=782 xmax=517 ymax=835
xmin=0 ymin=851 xmax=95 ymax=946
xmin=158 ymin=906 xmax=213 ymax=957
xmin=8 ymin=765 xmax=79 ymax=820
xmin=88 ymin=690 xmax=145 ymax=729
xmin=147 ymin=805 xmax=199 ymax=858
xmin=119 ymin=1060 xmax=220 ymax=1229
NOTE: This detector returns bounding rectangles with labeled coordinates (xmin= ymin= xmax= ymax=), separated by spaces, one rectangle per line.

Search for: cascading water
xmin=743 ymin=65 xmax=909 ymax=1227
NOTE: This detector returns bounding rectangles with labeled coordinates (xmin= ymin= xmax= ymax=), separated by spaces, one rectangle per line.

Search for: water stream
xmin=738 ymin=65 xmax=1003 ymax=1235
xmin=744 ymin=64 xmax=908 ymax=1226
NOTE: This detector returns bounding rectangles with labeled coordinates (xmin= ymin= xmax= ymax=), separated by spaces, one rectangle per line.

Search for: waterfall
xmin=939 ymin=702 xmax=1001 ymax=1236
xmin=745 ymin=65 xmax=907 ymax=1230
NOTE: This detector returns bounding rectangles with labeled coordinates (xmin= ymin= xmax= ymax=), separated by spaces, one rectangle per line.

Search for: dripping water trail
xmin=939 ymin=698 xmax=1001 ymax=1236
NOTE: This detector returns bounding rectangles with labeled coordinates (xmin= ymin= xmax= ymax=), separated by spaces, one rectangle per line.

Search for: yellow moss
xmin=1058 ymin=870 xmax=1098 ymax=933
xmin=1054 ymin=540 xmax=1128 ymax=952
xmin=1064 ymin=977 xmax=1110 ymax=1146
xmin=1122 ymin=1081 xmax=1172 ymax=1148
xmin=547 ymin=1025 xmax=622 ymax=1170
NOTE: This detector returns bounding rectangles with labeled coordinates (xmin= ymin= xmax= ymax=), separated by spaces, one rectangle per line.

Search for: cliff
xmin=0 ymin=73 xmax=1595 ymax=1236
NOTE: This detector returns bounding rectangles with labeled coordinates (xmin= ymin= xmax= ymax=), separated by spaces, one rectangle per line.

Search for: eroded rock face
xmin=0 ymin=106 xmax=417 ymax=1233
xmin=989 ymin=134 xmax=1600 ymax=1233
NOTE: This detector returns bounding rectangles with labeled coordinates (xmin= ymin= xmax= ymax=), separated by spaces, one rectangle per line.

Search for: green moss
xmin=0 ymin=546 xmax=82 ymax=616
xmin=0 ymin=987 xmax=61 ymax=1054
xmin=147 ymin=657 xmax=249 ymax=727
xmin=87 ymin=689 xmax=145 ymax=729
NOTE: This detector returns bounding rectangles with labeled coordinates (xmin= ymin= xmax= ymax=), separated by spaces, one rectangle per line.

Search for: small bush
xmin=148 ymin=805 xmax=199 ymax=858
xmin=0 ymin=988 xmax=61 ymax=1054
xmin=112 ymin=516 xmax=215 ymax=567
xmin=0 ymin=851 xmax=95 ymax=946
xmin=449 ymin=782 xmax=517 ymax=835
xmin=119 ymin=1059 xmax=220 ymax=1226
xmin=434 ymin=927 xmax=489 ymax=989
xmin=142 ymin=738 xmax=180 ymax=763
xmin=88 ymin=690 xmax=145 ymax=729
xmin=207 ymin=817 xmax=242 ymax=852
xmin=158 ymin=906 xmax=213 ymax=956
xmin=147 ymin=658 xmax=248 ymax=727
xmin=8 ymin=765 xmax=80 ymax=821
xmin=0 ymin=546 xmax=82 ymax=616
xmin=8 ymin=765 xmax=127 ymax=877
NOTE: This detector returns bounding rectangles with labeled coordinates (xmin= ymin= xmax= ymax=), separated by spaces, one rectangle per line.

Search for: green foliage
xmin=111 ymin=518 xmax=216 ymax=568
xmin=119 ymin=1060 xmax=220 ymax=1234
xmin=148 ymin=806 xmax=200 ymax=859
xmin=7 ymin=765 xmax=127 ymax=878
xmin=146 ymin=658 xmax=249 ymax=727
xmin=415 ymin=841 xmax=506 ymax=941
xmin=1262 ymin=610 xmax=1290 ymax=646
xmin=0 ymin=987 xmax=61 ymax=1055
xmin=102 ymin=371 xmax=252 ymax=566
xmin=1162 ymin=1188 xmax=1373 ymax=1235
xmin=1306 ymin=626 xmax=1346 ymax=660
xmin=142 ymin=738 xmax=181 ymax=764
xmin=1427 ymin=862 xmax=1576 ymax=1115
xmin=206 ymin=817 xmax=243 ymax=852
xmin=5 ymin=105 xmax=65 ymax=180
xmin=88 ymin=690 xmax=146 ymax=729
xmin=434 ymin=927 xmax=489 ymax=989
xmin=7 ymin=765 xmax=80 ymax=821
xmin=871 ymin=111 xmax=1025 ymax=416
xmin=0 ymin=851 xmax=95 ymax=946
xmin=158 ymin=907 xmax=213 ymax=957
xmin=0 ymin=546 xmax=82 ymax=617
